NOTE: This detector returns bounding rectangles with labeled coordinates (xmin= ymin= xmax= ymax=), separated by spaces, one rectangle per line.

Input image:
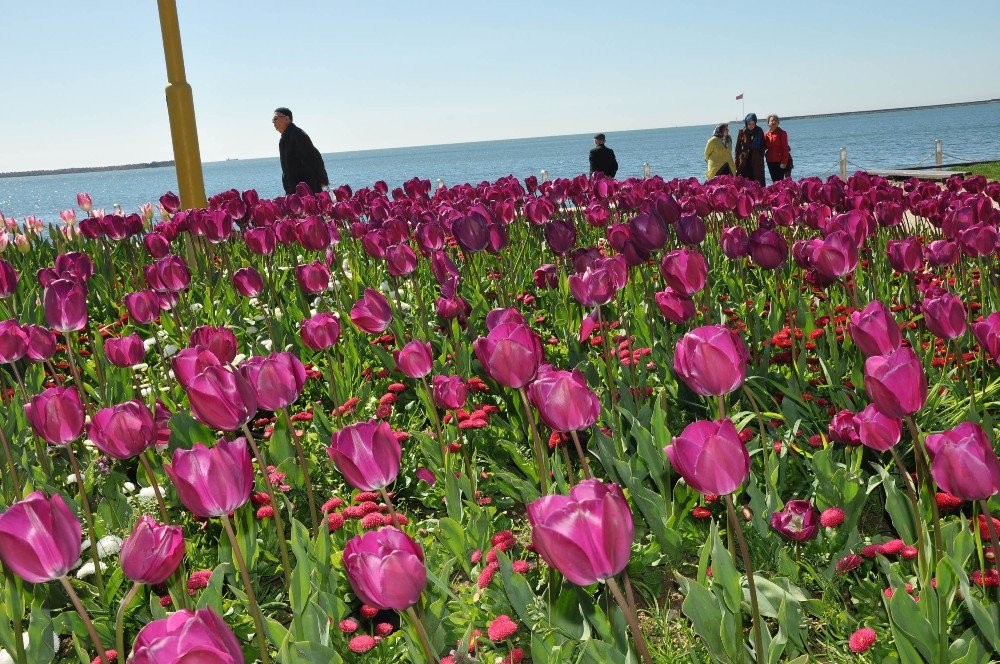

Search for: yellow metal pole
xmin=156 ymin=0 xmax=207 ymax=210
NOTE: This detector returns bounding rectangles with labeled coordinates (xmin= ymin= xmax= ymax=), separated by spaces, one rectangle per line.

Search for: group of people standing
xmin=705 ymin=113 xmax=792 ymax=185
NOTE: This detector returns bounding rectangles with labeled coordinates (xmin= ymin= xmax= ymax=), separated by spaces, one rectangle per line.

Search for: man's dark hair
xmin=594 ymin=133 xmax=606 ymax=141
xmin=274 ymin=107 xmax=293 ymax=122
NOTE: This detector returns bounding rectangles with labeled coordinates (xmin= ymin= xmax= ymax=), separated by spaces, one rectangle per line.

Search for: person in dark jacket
xmin=589 ymin=133 xmax=619 ymax=178
xmin=734 ymin=113 xmax=766 ymax=186
xmin=273 ymin=107 xmax=329 ymax=195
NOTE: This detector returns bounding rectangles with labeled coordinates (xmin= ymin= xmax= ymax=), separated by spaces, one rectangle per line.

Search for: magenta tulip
xmin=189 ymin=326 xmax=238 ymax=365
xmin=854 ymin=404 xmax=902 ymax=452
xmin=0 ymin=320 xmax=27 ymax=364
xmin=245 ymin=226 xmax=276 ymax=255
xmin=23 ymin=324 xmax=56 ymax=362
xmin=0 ymin=259 xmax=18 ymax=298
xmin=146 ymin=255 xmax=191 ymax=292
xmin=526 ymin=479 xmax=634 ymax=586
xmin=186 ymin=365 xmax=258 ymax=431
xmin=848 ymin=301 xmax=901 ymax=357
xmin=24 ymin=386 xmax=85 ymax=445
xmin=864 ymin=347 xmax=927 ymax=418
xmin=887 ymin=238 xmax=923 ymax=273
xmin=43 ymin=278 xmax=87 ymax=332
xmin=104 ymin=333 xmax=146 ymax=367
xmin=721 ymin=225 xmax=750 ymax=259
xmin=749 ymin=228 xmax=788 ymax=269
xmin=666 ymin=418 xmax=750 ymax=495
xmin=120 ymin=515 xmax=185 ymax=585
xmin=527 ymin=364 xmax=601 ymax=432
xmin=350 ymin=288 xmax=393 ymax=334
xmin=327 ymin=420 xmax=402 ymax=491
xmin=143 ymin=232 xmax=171 ymax=258
xmin=300 ymin=312 xmax=341 ymax=350
xmin=124 ymin=290 xmax=161 ymax=325
xmin=294 ymin=260 xmax=330 ymax=294
xmin=171 ymin=346 xmax=223 ymax=389
xmin=88 ymin=400 xmax=156 ymax=459
xmin=568 ymin=257 xmax=627 ymax=307
xmin=0 ymin=492 xmax=81 ymax=583
xmin=654 ymin=288 xmax=696 ymax=324
xmin=54 ymin=253 xmax=94 ymax=282
xmin=432 ymin=374 xmax=467 ymax=411
xmin=926 ymin=240 xmax=959 ymax=268
xmin=343 ymin=527 xmax=427 ymax=610
xmin=164 ymin=437 xmax=254 ymax=518
xmin=394 ymin=340 xmax=433 ymax=379
xmin=973 ymin=312 xmax=1000 ymax=363
xmin=827 ymin=409 xmax=860 ymax=446
xmin=770 ymin=500 xmax=820 ymax=542
xmin=473 ymin=318 xmax=544 ymax=389
xmin=925 ymin=422 xmax=1000 ymax=501
xmin=810 ymin=231 xmax=858 ymax=279
xmin=673 ymin=325 xmax=750 ymax=396
xmin=239 ymin=352 xmax=307 ymax=410
xmin=232 ymin=267 xmax=264 ymax=298
xmin=921 ymin=292 xmax=967 ymax=340
xmin=130 ymin=608 xmax=243 ymax=664
xmin=676 ymin=214 xmax=707 ymax=246
xmin=659 ymin=249 xmax=708 ymax=296
xmin=385 ymin=243 xmax=419 ymax=277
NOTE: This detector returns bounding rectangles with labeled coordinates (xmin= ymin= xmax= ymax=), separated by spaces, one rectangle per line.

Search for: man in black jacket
xmin=273 ymin=107 xmax=330 ymax=195
xmin=588 ymin=133 xmax=619 ymax=178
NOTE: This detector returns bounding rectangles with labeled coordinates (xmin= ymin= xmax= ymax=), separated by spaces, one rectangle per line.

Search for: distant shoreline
xmin=2 ymin=98 xmax=997 ymax=178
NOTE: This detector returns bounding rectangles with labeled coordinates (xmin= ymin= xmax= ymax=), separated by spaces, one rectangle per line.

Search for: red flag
xmin=735 ymin=93 xmax=744 ymax=100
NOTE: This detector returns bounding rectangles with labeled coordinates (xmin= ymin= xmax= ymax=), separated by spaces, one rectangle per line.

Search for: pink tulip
xmin=164 ymin=437 xmax=254 ymax=518
xmin=659 ymin=249 xmax=707 ymax=296
xmin=921 ymin=292 xmax=967 ymax=340
xmin=673 ymin=325 xmax=749 ymax=396
xmin=0 ymin=492 xmax=81 ymax=583
xmin=925 ymin=422 xmax=1000 ymax=501
xmin=0 ymin=320 xmax=27 ymax=364
xmin=770 ymin=500 xmax=820 ymax=542
xmin=186 ymin=365 xmax=258 ymax=431
xmin=23 ymin=324 xmax=56 ymax=362
xmin=77 ymin=192 xmax=93 ymax=213
xmin=526 ymin=479 xmax=633 ymax=586
xmin=189 ymin=326 xmax=238 ymax=365
xmin=159 ymin=192 xmax=181 ymax=214
xmin=171 ymin=346 xmax=223 ymax=389
xmin=120 ymin=515 xmax=185 ymax=584
xmin=864 ymin=347 xmax=927 ymax=418
xmin=473 ymin=317 xmax=544 ymax=389
xmin=239 ymin=352 xmax=306 ymax=410
xmin=43 ymin=278 xmax=87 ymax=332
xmin=854 ymin=404 xmax=901 ymax=451
xmin=848 ymin=301 xmax=901 ymax=357
xmin=432 ymin=374 xmax=467 ymax=410
xmin=827 ymin=409 xmax=860 ymax=446
xmin=232 ymin=267 xmax=264 ymax=298
xmin=104 ymin=333 xmax=146 ymax=367
xmin=88 ymin=400 xmax=156 ymax=459
xmin=568 ymin=257 xmax=627 ymax=307
xmin=385 ymin=243 xmax=419 ymax=277
xmin=654 ymin=288 xmax=696 ymax=324
xmin=810 ymin=231 xmax=858 ymax=279
xmin=296 ymin=216 xmax=332 ymax=251
xmin=244 ymin=227 xmax=276 ymax=255
xmin=527 ymin=364 xmax=601 ymax=432
xmin=343 ymin=527 xmax=427 ymax=610
xmin=350 ymin=288 xmax=393 ymax=334
xmin=394 ymin=340 xmax=433 ymax=379
xmin=294 ymin=260 xmax=330 ymax=294
xmin=143 ymin=232 xmax=171 ymax=258
xmin=0 ymin=259 xmax=18 ymax=298
xmin=130 ymin=608 xmax=243 ymax=664
xmin=124 ymin=290 xmax=161 ymax=325
xmin=24 ymin=386 xmax=85 ymax=445
xmin=300 ymin=312 xmax=341 ymax=350
xmin=146 ymin=255 xmax=191 ymax=292
xmin=973 ymin=311 xmax=1000 ymax=363
xmin=886 ymin=238 xmax=923 ymax=273
xmin=666 ymin=418 xmax=750 ymax=495
xmin=720 ymin=226 xmax=750 ymax=259
xmin=327 ymin=420 xmax=402 ymax=491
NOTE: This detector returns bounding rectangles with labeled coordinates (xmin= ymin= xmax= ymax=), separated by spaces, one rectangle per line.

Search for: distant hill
xmin=0 ymin=160 xmax=175 ymax=179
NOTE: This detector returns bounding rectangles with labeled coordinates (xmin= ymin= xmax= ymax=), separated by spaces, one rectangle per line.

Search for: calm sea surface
xmin=2 ymin=102 xmax=998 ymax=221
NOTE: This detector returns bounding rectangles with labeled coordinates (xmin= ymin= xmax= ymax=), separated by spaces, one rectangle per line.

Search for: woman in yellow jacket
xmin=705 ymin=123 xmax=737 ymax=179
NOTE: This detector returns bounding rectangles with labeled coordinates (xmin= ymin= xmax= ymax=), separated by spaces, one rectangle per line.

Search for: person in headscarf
xmin=705 ymin=123 xmax=736 ymax=179
xmin=735 ymin=113 xmax=766 ymax=185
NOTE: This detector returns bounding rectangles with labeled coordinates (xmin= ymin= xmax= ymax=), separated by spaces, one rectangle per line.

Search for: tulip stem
xmin=725 ymin=494 xmax=765 ymax=663
xmin=741 ymin=386 xmax=774 ymax=496
xmin=220 ymin=513 xmax=272 ymax=664
xmin=378 ymin=487 xmax=402 ymax=528
xmin=978 ymin=500 xmax=1000 ymax=605
xmin=888 ymin=447 xmax=927 ymax=581
xmin=66 ymin=443 xmax=105 ymax=594
xmin=518 ymin=388 xmax=549 ymax=494
xmin=569 ymin=430 xmax=592 ymax=479
xmin=4 ymin=569 xmax=27 ymax=664
xmin=0 ymin=427 xmax=22 ymax=500
xmin=282 ymin=409 xmax=319 ymax=531
xmin=606 ymin=576 xmax=652 ymax=664
xmin=905 ymin=417 xmax=943 ymax=571
xmin=241 ymin=424 xmax=293 ymax=588
xmin=451 ymin=410 xmax=477 ymax=498
xmin=138 ymin=453 xmax=170 ymax=523
xmin=419 ymin=377 xmax=446 ymax=463
xmin=115 ymin=581 xmax=141 ymax=664
xmin=59 ymin=576 xmax=108 ymax=664
xmin=595 ymin=306 xmax=622 ymax=438
xmin=64 ymin=335 xmax=92 ymax=414
xmin=404 ymin=605 xmax=438 ymax=663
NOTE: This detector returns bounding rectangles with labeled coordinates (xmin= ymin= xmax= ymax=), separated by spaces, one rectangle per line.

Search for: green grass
xmin=952 ymin=160 xmax=1000 ymax=180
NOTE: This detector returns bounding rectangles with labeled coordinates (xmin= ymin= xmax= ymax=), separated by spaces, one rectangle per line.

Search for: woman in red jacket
xmin=765 ymin=115 xmax=791 ymax=183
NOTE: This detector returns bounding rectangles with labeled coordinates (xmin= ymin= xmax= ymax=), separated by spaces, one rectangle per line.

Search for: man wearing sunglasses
xmin=273 ymin=107 xmax=329 ymax=195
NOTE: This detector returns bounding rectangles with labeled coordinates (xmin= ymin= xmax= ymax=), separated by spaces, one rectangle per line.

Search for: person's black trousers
xmin=767 ymin=161 xmax=788 ymax=183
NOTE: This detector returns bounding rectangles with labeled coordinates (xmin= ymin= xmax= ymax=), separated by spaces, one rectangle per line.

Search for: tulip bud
xmin=848 ymin=301 xmax=901 ymax=357
xmin=232 ymin=267 xmax=264 ymax=298
xmin=120 ymin=515 xmax=185 ymax=585
xmin=0 ymin=258 xmax=18 ymax=298
xmin=327 ymin=420 xmax=402 ymax=491
xmin=124 ymin=290 xmax=161 ymax=325
xmin=666 ymin=418 xmax=750 ymax=495
xmin=43 ymin=278 xmax=87 ymax=332
xmin=164 ymin=438 xmax=254 ymax=518
xmin=921 ymin=292 xmax=967 ymax=340
xmin=0 ymin=320 xmax=28 ymax=364
xmin=394 ymin=340 xmax=433 ymax=379
xmin=130 ymin=608 xmax=243 ymax=664
xmin=294 ymin=260 xmax=330 ymax=294
xmin=104 ymin=333 xmax=147 ymax=367
xmin=23 ymin=324 xmax=56 ymax=362
xmin=88 ymin=400 xmax=156 ymax=459
xmin=673 ymin=325 xmax=749 ymax=397
xmin=24 ymin=386 xmax=85 ymax=445
xmin=864 ymin=347 xmax=927 ymax=418
xmin=350 ymin=288 xmax=393 ymax=334
xmin=343 ymin=527 xmax=427 ymax=610
xmin=0 ymin=492 xmax=81 ymax=583
xmin=432 ymin=374 xmax=467 ymax=411
xmin=854 ymin=404 xmax=901 ymax=452
xmin=973 ymin=312 xmax=1000 ymax=364
xmin=526 ymin=365 xmax=600 ymax=432
xmin=925 ymin=422 xmax=1000 ymax=501
xmin=749 ymin=228 xmax=787 ymax=270
xmin=77 ymin=192 xmax=93 ymax=213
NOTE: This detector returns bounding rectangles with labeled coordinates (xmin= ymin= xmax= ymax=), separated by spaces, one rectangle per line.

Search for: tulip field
xmin=0 ymin=170 xmax=998 ymax=664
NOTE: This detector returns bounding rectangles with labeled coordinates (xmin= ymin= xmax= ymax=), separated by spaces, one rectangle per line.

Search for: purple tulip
xmin=452 ymin=211 xmax=489 ymax=252
xmin=130 ymin=608 xmax=243 ymax=664
xmin=527 ymin=364 xmax=601 ymax=432
xmin=0 ymin=491 xmax=81 ymax=583
xmin=238 ymin=352 xmax=307 ymax=411
xmin=43 ymin=278 xmax=88 ymax=332
xmin=385 ymin=243 xmax=418 ymax=277
xmin=665 ymin=418 xmax=750 ymax=495
xmin=926 ymin=240 xmax=959 ymax=268
xmin=854 ymin=404 xmax=902 ymax=452
xmin=164 ymin=437 xmax=254 ymax=518
xmin=568 ymin=257 xmax=627 ymax=307
xmin=473 ymin=317 xmax=544 ymax=389
xmin=544 ymin=219 xmax=578 ymax=255
xmin=88 ymin=400 xmax=156 ymax=459
xmin=300 ymin=312 xmax=341 ymax=350
xmin=0 ymin=259 xmax=18 ymax=298
xmin=810 ymin=231 xmax=858 ymax=279
xmin=749 ymin=228 xmax=788 ymax=270
xmin=171 ymin=346 xmax=223 ymax=389
xmin=720 ymin=226 xmax=750 ymax=259
xmin=232 ymin=267 xmax=264 ymax=298
xmin=343 ymin=527 xmax=426 ymax=610
xmin=864 ymin=347 xmax=927 ymax=418
xmin=120 ymin=515 xmax=185 ymax=585
xmin=146 ymin=255 xmax=191 ymax=292
xmin=973 ymin=312 xmax=1000 ymax=363
xmin=327 ymin=420 xmax=402 ymax=491
xmin=143 ymin=232 xmax=171 ymax=258
xmin=533 ymin=264 xmax=559 ymax=290
xmin=159 ymin=192 xmax=181 ymax=214
xmin=629 ymin=211 xmax=668 ymax=250
xmin=295 ymin=260 xmax=330 ymax=294
xmin=432 ymin=374 xmax=467 ymax=411
xmin=24 ymin=386 xmax=85 ymax=445
xmin=244 ymin=227 xmax=277 ymax=255
xmin=526 ymin=479 xmax=634 ymax=586
xmin=676 ymin=214 xmax=707 ymax=246
xmin=296 ymin=216 xmax=332 ymax=251
xmin=660 ymin=249 xmax=708 ymax=296
xmin=770 ymin=500 xmax=820 ymax=542
xmin=886 ymin=238 xmax=923 ymax=273
xmin=921 ymin=292 xmax=967 ymax=340
xmin=104 ymin=333 xmax=146 ymax=368
xmin=186 ymin=365 xmax=258 ymax=431
xmin=54 ymin=252 xmax=94 ymax=282
xmin=925 ymin=422 xmax=1000 ymax=501
xmin=23 ymin=324 xmax=56 ymax=362
xmin=394 ymin=340 xmax=433 ymax=379
xmin=827 ymin=409 xmax=860 ymax=446
xmin=124 ymin=290 xmax=161 ymax=325
xmin=350 ymin=288 xmax=393 ymax=334
xmin=189 ymin=325 xmax=239 ymax=365
xmin=848 ymin=301 xmax=902 ymax=357
xmin=673 ymin=325 xmax=750 ymax=396
xmin=654 ymin=288 xmax=696 ymax=324
xmin=0 ymin=320 xmax=28 ymax=364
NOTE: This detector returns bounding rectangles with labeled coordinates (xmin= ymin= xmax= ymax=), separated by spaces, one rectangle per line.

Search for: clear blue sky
xmin=1 ymin=0 xmax=997 ymax=171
